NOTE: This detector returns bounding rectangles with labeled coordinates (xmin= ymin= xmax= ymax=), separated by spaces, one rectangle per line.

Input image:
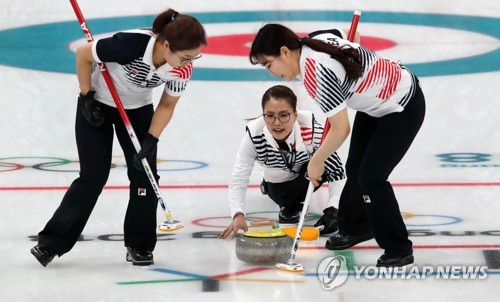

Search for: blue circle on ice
xmin=0 ymin=11 xmax=498 ymax=80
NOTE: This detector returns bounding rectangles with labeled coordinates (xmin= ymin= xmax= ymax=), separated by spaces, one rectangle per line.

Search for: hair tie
xmin=298 ymin=37 xmax=306 ymax=45
xmin=171 ymin=12 xmax=179 ymax=21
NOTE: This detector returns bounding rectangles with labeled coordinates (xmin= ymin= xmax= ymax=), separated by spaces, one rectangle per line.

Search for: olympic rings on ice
xmin=0 ymin=156 xmax=208 ymax=172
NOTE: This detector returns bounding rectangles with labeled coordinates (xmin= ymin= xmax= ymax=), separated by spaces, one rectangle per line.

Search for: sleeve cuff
xmin=91 ymin=40 xmax=102 ymax=63
xmin=324 ymin=102 xmax=347 ymax=117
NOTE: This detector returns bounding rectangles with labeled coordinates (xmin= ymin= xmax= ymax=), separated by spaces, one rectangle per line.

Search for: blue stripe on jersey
xmin=398 ymin=68 xmax=418 ymax=107
xmin=314 ymin=63 xmax=345 ymax=113
xmin=122 ymin=59 xmax=163 ymax=88
xmin=358 ymin=46 xmax=377 ymax=72
xmin=166 ymin=80 xmax=187 ymax=93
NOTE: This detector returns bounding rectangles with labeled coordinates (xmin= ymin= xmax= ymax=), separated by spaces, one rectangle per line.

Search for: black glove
xmin=133 ymin=133 xmax=159 ymax=171
xmin=78 ymin=91 xmax=105 ymax=127
xmin=314 ymin=206 xmax=339 ymax=235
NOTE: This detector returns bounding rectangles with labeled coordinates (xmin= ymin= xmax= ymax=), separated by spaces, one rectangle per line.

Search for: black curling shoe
xmin=126 ymin=247 xmax=154 ymax=266
xmin=278 ymin=207 xmax=300 ymax=224
xmin=325 ymin=232 xmax=375 ymax=250
xmin=376 ymin=253 xmax=414 ymax=267
xmin=31 ymin=244 xmax=56 ymax=267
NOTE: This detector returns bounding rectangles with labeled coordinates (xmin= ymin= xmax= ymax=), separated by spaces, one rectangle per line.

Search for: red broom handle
xmin=69 ymin=0 xmax=140 ymax=150
xmin=69 ymin=0 xmax=174 ymax=220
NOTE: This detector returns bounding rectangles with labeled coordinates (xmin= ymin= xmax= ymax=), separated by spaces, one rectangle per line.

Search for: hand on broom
xmin=307 ymin=156 xmax=325 ymax=187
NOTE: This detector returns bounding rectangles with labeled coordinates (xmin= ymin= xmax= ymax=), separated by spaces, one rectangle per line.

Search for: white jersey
xmin=299 ymin=29 xmax=418 ymax=118
xmin=91 ymin=30 xmax=192 ymax=109
xmin=228 ymin=110 xmax=345 ymax=218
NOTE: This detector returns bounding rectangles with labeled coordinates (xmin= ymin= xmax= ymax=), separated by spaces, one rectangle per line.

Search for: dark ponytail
xmin=300 ymin=38 xmax=362 ymax=80
xmin=250 ymin=23 xmax=362 ymax=81
xmin=152 ymin=9 xmax=207 ymax=52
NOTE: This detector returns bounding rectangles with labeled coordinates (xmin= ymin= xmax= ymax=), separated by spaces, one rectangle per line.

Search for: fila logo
xmin=138 ymin=188 xmax=147 ymax=196
xmin=363 ymin=195 xmax=371 ymax=203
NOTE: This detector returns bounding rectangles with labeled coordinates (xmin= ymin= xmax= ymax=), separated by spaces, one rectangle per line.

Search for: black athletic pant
xmin=338 ymin=83 xmax=425 ymax=256
xmin=266 ymin=174 xmax=309 ymax=212
xmin=265 ymin=164 xmax=325 ymax=211
xmin=38 ymin=100 xmax=159 ymax=256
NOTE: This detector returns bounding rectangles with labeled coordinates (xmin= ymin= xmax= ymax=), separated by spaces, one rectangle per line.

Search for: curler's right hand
xmin=219 ymin=213 xmax=248 ymax=239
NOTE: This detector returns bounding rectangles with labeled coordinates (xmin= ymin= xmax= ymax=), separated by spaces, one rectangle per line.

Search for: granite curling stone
xmin=235 ymin=226 xmax=293 ymax=264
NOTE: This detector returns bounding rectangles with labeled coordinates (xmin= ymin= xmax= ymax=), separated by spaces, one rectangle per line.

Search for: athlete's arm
xmin=148 ymin=91 xmax=180 ymax=138
xmin=75 ymin=42 xmax=95 ymax=95
xmin=308 ymin=108 xmax=350 ymax=186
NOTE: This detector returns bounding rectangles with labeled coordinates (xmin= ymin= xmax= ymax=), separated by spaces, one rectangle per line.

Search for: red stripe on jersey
xmin=304 ymin=58 xmax=317 ymax=100
xmin=300 ymin=126 xmax=313 ymax=142
xmin=169 ymin=62 xmax=193 ymax=79
xmin=355 ymin=59 xmax=401 ymax=100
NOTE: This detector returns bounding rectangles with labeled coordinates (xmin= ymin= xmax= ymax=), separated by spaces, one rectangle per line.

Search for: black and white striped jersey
xmin=300 ymin=29 xmax=417 ymax=118
xmin=228 ymin=110 xmax=345 ymax=218
xmin=90 ymin=30 xmax=192 ymax=109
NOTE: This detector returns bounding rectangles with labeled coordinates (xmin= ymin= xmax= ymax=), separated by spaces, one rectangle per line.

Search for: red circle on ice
xmin=204 ymin=33 xmax=396 ymax=56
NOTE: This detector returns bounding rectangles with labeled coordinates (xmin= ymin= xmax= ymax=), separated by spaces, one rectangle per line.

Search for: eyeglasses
xmin=176 ymin=52 xmax=202 ymax=64
xmin=263 ymin=112 xmax=293 ymax=124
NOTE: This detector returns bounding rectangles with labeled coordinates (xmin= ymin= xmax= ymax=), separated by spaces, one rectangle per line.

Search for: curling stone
xmin=235 ymin=225 xmax=293 ymax=265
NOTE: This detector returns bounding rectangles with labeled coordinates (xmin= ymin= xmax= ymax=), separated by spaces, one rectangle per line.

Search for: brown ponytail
xmin=250 ymin=23 xmax=362 ymax=81
xmin=152 ymin=9 xmax=207 ymax=52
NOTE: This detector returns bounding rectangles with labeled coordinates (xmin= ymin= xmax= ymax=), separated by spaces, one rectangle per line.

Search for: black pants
xmin=266 ymin=175 xmax=309 ymax=212
xmin=38 ymin=100 xmax=159 ymax=256
xmin=265 ymin=164 xmax=324 ymax=211
xmin=338 ymin=84 xmax=425 ymax=256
